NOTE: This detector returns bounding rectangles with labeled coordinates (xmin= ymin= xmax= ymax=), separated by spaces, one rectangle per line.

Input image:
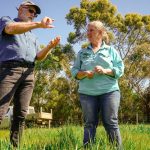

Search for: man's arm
xmin=36 ymin=36 xmax=61 ymax=61
xmin=4 ymin=17 xmax=54 ymax=34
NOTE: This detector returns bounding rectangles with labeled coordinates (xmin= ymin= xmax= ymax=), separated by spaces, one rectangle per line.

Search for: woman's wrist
xmin=104 ymin=69 xmax=114 ymax=76
xmin=76 ymin=71 xmax=87 ymax=79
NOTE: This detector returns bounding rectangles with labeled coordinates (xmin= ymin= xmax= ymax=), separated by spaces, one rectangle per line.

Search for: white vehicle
xmin=0 ymin=106 xmax=35 ymax=129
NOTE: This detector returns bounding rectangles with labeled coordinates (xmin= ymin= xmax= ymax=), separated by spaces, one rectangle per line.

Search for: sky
xmin=0 ymin=0 xmax=150 ymax=52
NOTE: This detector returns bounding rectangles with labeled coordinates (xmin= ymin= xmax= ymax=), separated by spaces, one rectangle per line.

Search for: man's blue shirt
xmin=0 ymin=16 xmax=41 ymax=62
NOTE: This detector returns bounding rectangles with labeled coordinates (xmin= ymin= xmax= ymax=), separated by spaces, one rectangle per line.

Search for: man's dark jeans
xmin=79 ymin=91 xmax=122 ymax=148
xmin=0 ymin=66 xmax=34 ymax=147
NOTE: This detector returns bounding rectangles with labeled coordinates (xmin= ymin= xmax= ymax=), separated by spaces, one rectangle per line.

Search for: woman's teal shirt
xmin=71 ymin=42 xmax=124 ymax=96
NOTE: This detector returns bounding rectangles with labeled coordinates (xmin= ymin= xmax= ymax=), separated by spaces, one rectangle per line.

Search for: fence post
xmin=40 ymin=107 xmax=42 ymax=113
xmin=136 ymin=113 xmax=138 ymax=124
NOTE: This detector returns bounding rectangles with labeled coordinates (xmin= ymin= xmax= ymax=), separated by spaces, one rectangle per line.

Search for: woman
xmin=71 ymin=21 xmax=124 ymax=148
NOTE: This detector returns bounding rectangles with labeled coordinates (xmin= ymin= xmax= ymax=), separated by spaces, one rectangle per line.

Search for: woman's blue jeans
xmin=79 ymin=90 xmax=122 ymax=147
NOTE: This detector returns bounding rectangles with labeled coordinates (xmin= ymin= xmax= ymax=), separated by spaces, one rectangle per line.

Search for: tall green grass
xmin=0 ymin=124 xmax=149 ymax=150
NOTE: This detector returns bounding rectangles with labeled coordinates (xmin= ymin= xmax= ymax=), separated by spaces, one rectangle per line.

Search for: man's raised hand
xmin=40 ymin=17 xmax=54 ymax=28
xmin=47 ymin=36 xmax=61 ymax=49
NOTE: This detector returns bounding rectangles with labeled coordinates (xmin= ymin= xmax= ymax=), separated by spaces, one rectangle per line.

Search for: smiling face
xmin=18 ymin=5 xmax=37 ymax=22
xmin=87 ymin=24 xmax=103 ymax=44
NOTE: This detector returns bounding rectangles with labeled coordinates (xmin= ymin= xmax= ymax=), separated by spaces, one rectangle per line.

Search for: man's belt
xmin=0 ymin=60 xmax=35 ymax=68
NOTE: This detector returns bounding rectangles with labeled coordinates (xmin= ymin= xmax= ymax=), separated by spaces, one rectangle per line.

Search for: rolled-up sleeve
xmin=71 ymin=51 xmax=81 ymax=78
xmin=111 ymin=47 xmax=124 ymax=79
xmin=0 ymin=16 xmax=12 ymax=34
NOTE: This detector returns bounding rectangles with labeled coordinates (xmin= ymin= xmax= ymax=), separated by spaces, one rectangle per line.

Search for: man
xmin=0 ymin=0 xmax=60 ymax=147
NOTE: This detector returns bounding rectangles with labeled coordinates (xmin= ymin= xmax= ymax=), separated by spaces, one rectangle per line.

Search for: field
xmin=0 ymin=124 xmax=150 ymax=150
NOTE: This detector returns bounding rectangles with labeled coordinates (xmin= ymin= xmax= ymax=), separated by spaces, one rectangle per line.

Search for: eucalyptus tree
xmin=31 ymin=44 xmax=76 ymax=114
xmin=66 ymin=0 xmax=150 ymax=122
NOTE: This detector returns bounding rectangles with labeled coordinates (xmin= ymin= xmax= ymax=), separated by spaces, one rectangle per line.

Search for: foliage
xmin=29 ymin=0 xmax=150 ymax=123
xmin=31 ymin=43 xmax=82 ymax=123
xmin=0 ymin=125 xmax=150 ymax=150
xmin=65 ymin=0 xmax=150 ymax=122
xmin=143 ymin=86 xmax=150 ymax=122
xmin=44 ymin=77 xmax=81 ymax=124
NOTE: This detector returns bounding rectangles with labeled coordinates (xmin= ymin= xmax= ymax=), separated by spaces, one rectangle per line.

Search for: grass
xmin=0 ymin=124 xmax=150 ymax=150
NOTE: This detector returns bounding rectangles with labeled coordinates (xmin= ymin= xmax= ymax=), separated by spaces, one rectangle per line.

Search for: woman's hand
xmin=94 ymin=65 xmax=114 ymax=77
xmin=85 ymin=71 xmax=94 ymax=79
xmin=76 ymin=70 xmax=94 ymax=79
xmin=94 ymin=65 xmax=105 ymax=74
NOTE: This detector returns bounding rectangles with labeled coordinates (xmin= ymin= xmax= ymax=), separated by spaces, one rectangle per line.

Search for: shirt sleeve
xmin=35 ymin=37 xmax=41 ymax=53
xmin=110 ymin=46 xmax=124 ymax=79
xmin=0 ymin=16 xmax=12 ymax=35
xmin=71 ymin=51 xmax=81 ymax=78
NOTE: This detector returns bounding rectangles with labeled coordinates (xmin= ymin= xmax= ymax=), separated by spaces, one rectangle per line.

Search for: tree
xmin=65 ymin=0 xmax=150 ymax=123
xmin=30 ymin=42 xmax=84 ymax=125
xmin=143 ymin=85 xmax=150 ymax=122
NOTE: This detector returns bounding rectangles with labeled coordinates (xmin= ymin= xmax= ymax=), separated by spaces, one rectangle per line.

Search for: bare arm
xmin=94 ymin=66 xmax=114 ymax=77
xmin=103 ymin=69 xmax=114 ymax=76
xmin=36 ymin=36 xmax=61 ymax=61
xmin=4 ymin=17 xmax=54 ymax=34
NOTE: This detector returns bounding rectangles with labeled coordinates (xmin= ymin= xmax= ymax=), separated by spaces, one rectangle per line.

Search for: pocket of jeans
xmin=0 ymin=67 xmax=13 ymax=77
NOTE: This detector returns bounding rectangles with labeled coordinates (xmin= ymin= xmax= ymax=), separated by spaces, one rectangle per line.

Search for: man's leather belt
xmin=0 ymin=60 xmax=35 ymax=68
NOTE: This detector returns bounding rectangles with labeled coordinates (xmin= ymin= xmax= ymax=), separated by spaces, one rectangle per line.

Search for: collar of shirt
xmin=13 ymin=18 xmax=20 ymax=22
xmin=87 ymin=41 xmax=110 ymax=51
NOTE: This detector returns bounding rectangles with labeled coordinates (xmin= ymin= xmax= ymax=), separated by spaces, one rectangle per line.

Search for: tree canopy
xmin=65 ymin=0 xmax=150 ymax=123
xmin=31 ymin=0 xmax=150 ymax=124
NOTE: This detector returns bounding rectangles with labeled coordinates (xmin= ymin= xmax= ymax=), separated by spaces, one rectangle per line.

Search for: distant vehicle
xmin=0 ymin=106 xmax=35 ymax=129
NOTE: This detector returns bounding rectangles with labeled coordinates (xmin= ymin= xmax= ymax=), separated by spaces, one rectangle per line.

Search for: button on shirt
xmin=71 ymin=42 xmax=124 ymax=96
xmin=0 ymin=16 xmax=41 ymax=62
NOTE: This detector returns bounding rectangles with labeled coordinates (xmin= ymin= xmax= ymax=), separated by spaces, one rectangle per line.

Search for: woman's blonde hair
xmin=88 ymin=21 xmax=109 ymax=44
